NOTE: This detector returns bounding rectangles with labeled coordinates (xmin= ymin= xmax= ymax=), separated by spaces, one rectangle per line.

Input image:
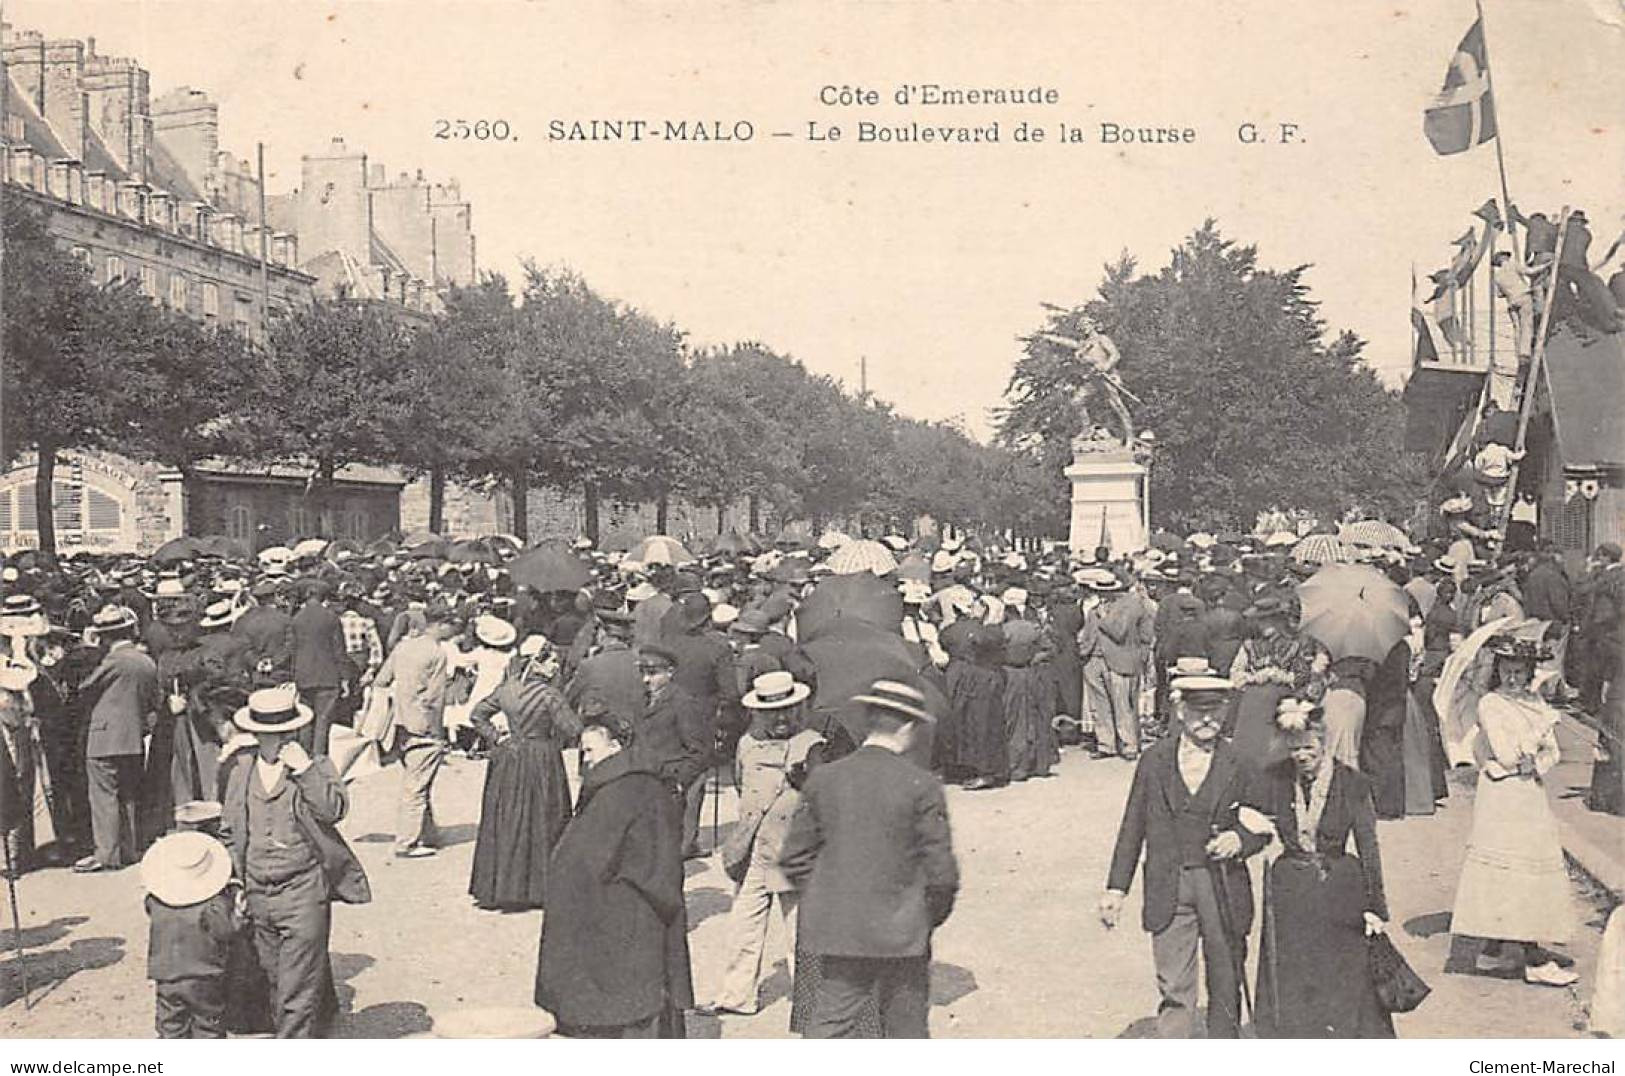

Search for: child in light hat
xmin=141 ymin=831 xmax=239 ymax=1038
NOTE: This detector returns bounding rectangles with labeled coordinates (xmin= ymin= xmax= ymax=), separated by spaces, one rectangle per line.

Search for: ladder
xmin=1490 ymin=205 xmax=1572 ymax=540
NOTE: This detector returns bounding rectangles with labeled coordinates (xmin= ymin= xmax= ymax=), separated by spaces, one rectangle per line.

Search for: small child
xmin=140 ymin=830 xmax=239 ymax=1038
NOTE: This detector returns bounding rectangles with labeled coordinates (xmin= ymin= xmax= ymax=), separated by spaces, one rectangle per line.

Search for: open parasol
xmin=1339 ymin=520 xmax=1410 ymax=550
xmin=1296 ymin=562 xmax=1409 ymax=663
xmin=815 ymin=530 xmax=852 ymax=551
xmin=629 ymin=535 xmax=695 ymax=566
xmin=824 ymin=539 xmax=899 ymax=577
xmin=1291 ymin=534 xmax=1352 ymax=566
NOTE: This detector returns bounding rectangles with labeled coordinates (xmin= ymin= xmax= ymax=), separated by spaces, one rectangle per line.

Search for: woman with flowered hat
xmin=1250 ymin=697 xmax=1395 ymax=1037
xmin=1449 ymin=634 xmax=1579 ymax=987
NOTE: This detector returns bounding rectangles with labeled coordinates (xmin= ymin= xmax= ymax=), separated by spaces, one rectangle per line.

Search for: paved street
xmin=0 ymin=743 xmax=1607 ymax=1039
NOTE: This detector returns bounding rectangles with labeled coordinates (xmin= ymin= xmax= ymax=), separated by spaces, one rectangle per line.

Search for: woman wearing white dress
xmin=1450 ymin=634 xmax=1578 ymax=987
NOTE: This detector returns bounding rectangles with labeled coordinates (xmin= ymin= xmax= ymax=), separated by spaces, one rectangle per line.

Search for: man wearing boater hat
xmin=75 ymin=605 xmax=160 ymax=873
xmin=781 ymin=680 xmax=960 ymax=1038
xmin=1099 ymin=668 xmax=1268 ymax=1038
xmin=220 ymin=685 xmax=370 ymax=1037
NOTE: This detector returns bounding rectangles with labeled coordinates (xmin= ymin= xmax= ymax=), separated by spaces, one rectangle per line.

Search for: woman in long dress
xmin=468 ymin=633 xmax=581 ymax=911
xmin=1449 ymin=635 xmax=1579 ymax=987
xmin=1228 ymin=597 xmax=1324 ymax=770
xmin=1253 ymin=698 xmax=1395 ymax=1038
xmin=1002 ymin=618 xmax=1059 ymax=781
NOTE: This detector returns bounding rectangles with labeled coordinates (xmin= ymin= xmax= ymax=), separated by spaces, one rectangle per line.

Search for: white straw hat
xmin=140 ymin=832 xmax=232 ymax=907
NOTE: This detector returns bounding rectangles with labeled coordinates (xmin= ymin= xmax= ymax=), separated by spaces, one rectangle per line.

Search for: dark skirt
xmin=1256 ymin=855 xmax=1394 ymax=1039
xmin=469 ymin=738 xmax=572 ymax=910
xmin=947 ymin=664 xmax=1007 ymax=782
xmin=1003 ymin=666 xmax=1059 ymax=780
xmin=789 ymin=947 xmax=881 ymax=1037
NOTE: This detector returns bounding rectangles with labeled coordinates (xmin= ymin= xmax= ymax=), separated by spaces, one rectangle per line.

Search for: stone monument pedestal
xmin=1065 ymin=447 xmax=1147 ymax=555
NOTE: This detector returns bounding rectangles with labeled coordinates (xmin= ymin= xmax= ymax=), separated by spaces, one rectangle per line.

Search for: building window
xmin=104 ymin=255 xmax=126 ymax=285
xmin=202 ymin=282 xmax=219 ymax=317
xmin=226 ymin=504 xmax=253 ymax=542
xmin=234 ymin=296 xmax=254 ymax=329
xmin=86 ymin=489 xmax=121 ymax=531
xmin=288 ymin=505 xmax=311 ymax=539
xmin=139 ymin=265 xmax=159 ymax=299
xmin=169 ymin=274 xmax=189 ymax=310
xmin=1549 ymin=497 xmax=1592 ymax=552
xmin=70 ymin=246 xmax=91 ymax=269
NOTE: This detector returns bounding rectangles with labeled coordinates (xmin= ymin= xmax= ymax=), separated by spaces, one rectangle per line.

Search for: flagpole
xmin=1474 ymin=0 xmax=1522 ymax=266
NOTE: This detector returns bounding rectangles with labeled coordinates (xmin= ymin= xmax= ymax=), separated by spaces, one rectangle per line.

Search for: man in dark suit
xmin=234 ymin=580 xmax=296 ymax=684
xmin=565 ymin=610 xmax=646 ymax=725
xmin=1100 ymin=673 xmax=1268 ymax=1038
xmin=290 ymin=579 xmax=350 ymax=758
xmin=781 ymin=680 xmax=960 ymax=1038
xmin=75 ymin=605 xmax=161 ymax=872
xmin=633 ymin=644 xmax=714 ymax=858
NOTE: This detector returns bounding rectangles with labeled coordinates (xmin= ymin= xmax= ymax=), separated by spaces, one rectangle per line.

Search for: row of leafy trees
xmin=997 ymin=221 xmax=1426 ymax=531
xmin=3 ymin=203 xmax=1055 ymax=557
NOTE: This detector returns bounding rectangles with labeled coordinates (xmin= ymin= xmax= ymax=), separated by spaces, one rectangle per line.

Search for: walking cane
xmin=1207 ymin=855 xmax=1254 ymax=1035
xmin=710 ymin=762 xmax=721 ymax=848
xmin=2 ymin=838 xmax=31 ymax=1009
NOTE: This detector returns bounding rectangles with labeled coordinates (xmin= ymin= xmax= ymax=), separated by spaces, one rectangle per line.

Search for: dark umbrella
xmin=1149 ymin=530 xmax=1188 ymax=554
xmin=151 ymin=537 xmax=206 ymax=565
xmin=195 ymin=535 xmax=248 ymax=560
xmin=508 ymin=545 xmax=593 ymax=594
xmin=796 ymin=620 xmax=943 ymax=759
xmin=795 ymin=573 xmax=904 ymax=639
xmin=444 ymin=539 xmax=499 ymax=565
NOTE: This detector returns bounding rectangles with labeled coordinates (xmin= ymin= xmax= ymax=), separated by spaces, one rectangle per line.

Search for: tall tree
xmin=252 ymin=299 xmax=418 ymax=484
xmin=2 ymin=204 xmax=257 ymax=556
xmin=997 ymin=222 xmax=1424 ymax=531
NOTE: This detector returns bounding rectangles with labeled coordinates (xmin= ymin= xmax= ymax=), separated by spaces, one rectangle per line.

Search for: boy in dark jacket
xmin=141 ymin=831 xmax=239 ymax=1038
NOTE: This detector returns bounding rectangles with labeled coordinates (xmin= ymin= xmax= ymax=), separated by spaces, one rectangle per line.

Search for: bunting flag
xmin=1423 ymin=18 xmax=1498 ymax=155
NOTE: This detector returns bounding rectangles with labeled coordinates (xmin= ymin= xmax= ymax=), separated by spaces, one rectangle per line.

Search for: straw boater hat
xmin=518 ymin=634 xmax=554 ymax=660
xmin=174 ymin=800 xmax=224 ymax=828
xmin=1439 ymin=495 xmax=1472 ymax=516
xmin=233 ymin=685 xmax=314 ymax=734
xmin=473 ymin=615 xmax=518 ymax=650
xmin=1170 ymin=672 xmax=1233 ymax=706
xmin=711 ymin=603 xmax=740 ymax=629
xmin=197 ymin=599 xmax=243 ymax=630
xmin=1167 ymin=656 xmax=1218 ymax=678
xmin=91 ymin=604 xmax=139 ymax=634
xmin=741 ymin=670 xmax=812 ymax=710
xmin=851 ymin=679 xmax=934 ymax=724
xmin=140 ymin=831 xmax=232 ymax=908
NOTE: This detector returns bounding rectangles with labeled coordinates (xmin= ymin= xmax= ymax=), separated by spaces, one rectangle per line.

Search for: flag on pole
xmin=1424 ymin=18 xmax=1498 ymax=155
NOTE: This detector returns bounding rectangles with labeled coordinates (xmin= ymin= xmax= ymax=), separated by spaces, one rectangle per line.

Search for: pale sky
xmin=11 ymin=0 xmax=1624 ymax=439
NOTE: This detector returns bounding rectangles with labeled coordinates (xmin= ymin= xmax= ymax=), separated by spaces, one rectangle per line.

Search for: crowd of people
xmin=0 ymin=515 xmax=1619 ymax=1039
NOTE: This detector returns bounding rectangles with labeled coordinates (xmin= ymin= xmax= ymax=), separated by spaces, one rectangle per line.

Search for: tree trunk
xmin=33 ymin=446 xmax=57 ymax=561
xmin=584 ymin=481 xmax=600 ymax=546
xmin=716 ymin=503 xmax=725 ymax=536
xmin=656 ymin=492 xmax=669 ymax=535
xmin=748 ymin=493 xmax=760 ymax=534
xmin=510 ymin=463 xmax=529 ymax=544
xmin=428 ymin=467 xmax=446 ymax=535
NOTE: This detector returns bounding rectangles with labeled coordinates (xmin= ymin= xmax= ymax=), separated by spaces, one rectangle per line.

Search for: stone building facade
xmin=2 ymin=31 xmax=315 ymax=335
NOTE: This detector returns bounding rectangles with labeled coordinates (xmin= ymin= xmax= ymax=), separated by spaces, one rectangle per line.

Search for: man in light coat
xmin=373 ymin=605 xmax=457 ymax=858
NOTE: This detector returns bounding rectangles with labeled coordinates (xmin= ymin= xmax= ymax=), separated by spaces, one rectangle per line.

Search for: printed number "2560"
xmin=434 ymin=120 xmax=513 ymax=141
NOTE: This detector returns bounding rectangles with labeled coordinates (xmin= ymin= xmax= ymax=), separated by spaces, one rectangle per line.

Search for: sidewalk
xmin=1552 ymin=723 xmax=1625 ymax=900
